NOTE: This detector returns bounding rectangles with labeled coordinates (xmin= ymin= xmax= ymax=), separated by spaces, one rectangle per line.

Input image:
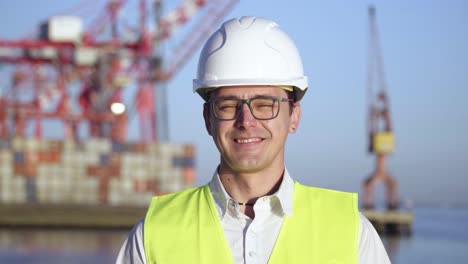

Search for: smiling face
xmin=204 ymin=86 xmax=301 ymax=174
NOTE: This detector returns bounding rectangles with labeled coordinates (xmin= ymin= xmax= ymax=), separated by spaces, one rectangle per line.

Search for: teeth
xmin=236 ymin=138 xmax=260 ymax=144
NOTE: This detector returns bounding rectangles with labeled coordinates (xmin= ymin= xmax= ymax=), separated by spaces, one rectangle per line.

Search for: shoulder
xmin=145 ymin=185 xmax=213 ymax=231
xmin=294 ymin=182 xmax=358 ymax=205
xmin=295 ymin=181 xmax=356 ymax=195
xmin=146 ymin=185 xmax=209 ymax=216
xmin=115 ymin=218 xmax=146 ymax=264
xmin=152 ymin=185 xmax=208 ymax=204
xmin=358 ymin=213 xmax=391 ymax=263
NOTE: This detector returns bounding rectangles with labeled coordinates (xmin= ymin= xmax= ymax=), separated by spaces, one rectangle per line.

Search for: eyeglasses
xmin=209 ymin=96 xmax=294 ymax=121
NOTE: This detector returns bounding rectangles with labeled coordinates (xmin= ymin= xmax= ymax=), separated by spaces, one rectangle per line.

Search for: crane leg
xmin=384 ymin=175 xmax=399 ymax=210
xmin=362 ymin=167 xmax=399 ymax=210
xmin=362 ymin=174 xmax=379 ymax=209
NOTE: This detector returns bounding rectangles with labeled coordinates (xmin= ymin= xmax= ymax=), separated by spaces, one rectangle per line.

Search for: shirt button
xmin=263 ymin=197 xmax=268 ymax=202
xmin=249 ymin=251 xmax=256 ymax=258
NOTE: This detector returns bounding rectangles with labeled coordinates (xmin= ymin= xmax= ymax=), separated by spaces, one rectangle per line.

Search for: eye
xmin=252 ymin=99 xmax=274 ymax=109
xmin=258 ymin=103 xmax=273 ymax=108
xmin=216 ymin=100 xmax=238 ymax=111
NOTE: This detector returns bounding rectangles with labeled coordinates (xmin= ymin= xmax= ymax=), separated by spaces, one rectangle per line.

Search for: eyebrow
xmin=212 ymin=94 xmax=280 ymax=100
xmin=213 ymin=92 xmax=283 ymax=99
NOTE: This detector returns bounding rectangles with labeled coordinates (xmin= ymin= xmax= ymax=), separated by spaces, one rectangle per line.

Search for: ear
xmin=288 ymin=102 xmax=301 ymax=134
xmin=203 ymin=103 xmax=212 ymax=136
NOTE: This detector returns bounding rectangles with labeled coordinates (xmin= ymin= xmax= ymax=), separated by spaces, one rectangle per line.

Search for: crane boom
xmin=0 ymin=0 xmax=238 ymax=142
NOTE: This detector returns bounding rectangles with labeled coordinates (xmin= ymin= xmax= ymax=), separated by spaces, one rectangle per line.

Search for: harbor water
xmin=0 ymin=207 xmax=467 ymax=263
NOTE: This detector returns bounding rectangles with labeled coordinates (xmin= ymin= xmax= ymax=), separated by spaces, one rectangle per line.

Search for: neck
xmin=218 ymin=162 xmax=285 ymax=206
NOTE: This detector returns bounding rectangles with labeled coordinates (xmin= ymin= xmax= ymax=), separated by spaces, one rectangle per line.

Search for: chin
xmin=226 ymin=160 xmax=267 ymax=174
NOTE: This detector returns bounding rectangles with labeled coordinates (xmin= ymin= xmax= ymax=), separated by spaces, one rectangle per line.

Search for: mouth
xmin=234 ymin=137 xmax=263 ymax=144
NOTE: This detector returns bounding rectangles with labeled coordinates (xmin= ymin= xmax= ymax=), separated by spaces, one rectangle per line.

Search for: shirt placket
xmin=244 ymin=216 xmax=258 ymax=264
xmin=245 ymin=196 xmax=273 ymax=264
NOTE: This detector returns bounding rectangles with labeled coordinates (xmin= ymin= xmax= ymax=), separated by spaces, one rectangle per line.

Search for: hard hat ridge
xmin=193 ymin=16 xmax=308 ymax=101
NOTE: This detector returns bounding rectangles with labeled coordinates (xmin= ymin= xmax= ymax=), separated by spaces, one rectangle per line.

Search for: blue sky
xmin=1 ymin=0 xmax=467 ymax=207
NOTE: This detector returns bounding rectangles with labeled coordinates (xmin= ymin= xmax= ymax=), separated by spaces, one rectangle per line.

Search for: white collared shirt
xmin=116 ymin=169 xmax=391 ymax=264
xmin=209 ymin=169 xmax=294 ymax=264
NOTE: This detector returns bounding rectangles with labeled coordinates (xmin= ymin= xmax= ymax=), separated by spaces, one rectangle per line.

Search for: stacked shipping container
xmin=0 ymin=137 xmax=196 ymax=207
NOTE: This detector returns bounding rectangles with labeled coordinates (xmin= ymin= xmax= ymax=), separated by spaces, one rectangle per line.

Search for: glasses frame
xmin=209 ymin=95 xmax=294 ymax=121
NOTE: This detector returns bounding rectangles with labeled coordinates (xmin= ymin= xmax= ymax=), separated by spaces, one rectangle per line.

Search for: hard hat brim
xmin=193 ymin=76 xmax=308 ymax=101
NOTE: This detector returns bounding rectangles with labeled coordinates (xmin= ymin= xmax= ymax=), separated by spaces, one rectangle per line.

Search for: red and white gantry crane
xmin=0 ymin=0 xmax=238 ymax=142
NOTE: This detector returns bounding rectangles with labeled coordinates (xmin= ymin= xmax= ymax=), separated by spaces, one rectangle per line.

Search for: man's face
xmin=204 ymin=86 xmax=301 ymax=174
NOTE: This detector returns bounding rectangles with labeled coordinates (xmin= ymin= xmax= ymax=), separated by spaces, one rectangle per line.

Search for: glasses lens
xmin=212 ymin=97 xmax=282 ymax=120
xmin=213 ymin=99 xmax=239 ymax=120
xmin=250 ymin=98 xmax=279 ymax=120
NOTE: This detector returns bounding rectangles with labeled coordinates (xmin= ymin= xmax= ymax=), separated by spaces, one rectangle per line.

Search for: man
xmin=116 ymin=16 xmax=390 ymax=264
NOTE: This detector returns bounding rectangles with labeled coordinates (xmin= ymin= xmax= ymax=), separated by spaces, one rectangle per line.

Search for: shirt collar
xmin=208 ymin=167 xmax=294 ymax=219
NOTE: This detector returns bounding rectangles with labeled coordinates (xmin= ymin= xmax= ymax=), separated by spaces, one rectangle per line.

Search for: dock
xmin=362 ymin=209 xmax=413 ymax=235
xmin=0 ymin=204 xmax=146 ymax=229
xmin=0 ymin=204 xmax=415 ymax=234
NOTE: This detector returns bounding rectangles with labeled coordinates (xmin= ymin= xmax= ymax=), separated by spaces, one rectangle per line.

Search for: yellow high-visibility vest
xmin=144 ymin=182 xmax=358 ymax=264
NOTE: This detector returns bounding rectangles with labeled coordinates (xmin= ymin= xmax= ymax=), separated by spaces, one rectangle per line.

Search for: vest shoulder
xmin=295 ymin=181 xmax=356 ymax=196
xmin=294 ymin=181 xmax=358 ymax=208
xmin=151 ymin=185 xmax=208 ymax=205
xmin=157 ymin=185 xmax=205 ymax=198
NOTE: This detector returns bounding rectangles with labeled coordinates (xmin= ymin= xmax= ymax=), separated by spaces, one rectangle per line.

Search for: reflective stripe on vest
xmin=144 ymin=182 xmax=358 ymax=264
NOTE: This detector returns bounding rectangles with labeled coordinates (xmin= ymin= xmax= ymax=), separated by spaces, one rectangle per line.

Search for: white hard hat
xmin=193 ymin=16 xmax=308 ymax=101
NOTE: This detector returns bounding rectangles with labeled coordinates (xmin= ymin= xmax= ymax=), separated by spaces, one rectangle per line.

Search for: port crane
xmin=362 ymin=6 xmax=399 ymax=210
xmin=0 ymin=0 xmax=238 ymax=142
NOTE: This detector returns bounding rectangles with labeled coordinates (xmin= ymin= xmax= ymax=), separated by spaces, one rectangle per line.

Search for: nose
xmin=235 ymin=103 xmax=257 ymax=129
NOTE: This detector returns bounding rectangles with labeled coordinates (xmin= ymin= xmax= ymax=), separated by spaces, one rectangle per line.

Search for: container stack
xmin=0 ymin=137 xmax=196 ymax=207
